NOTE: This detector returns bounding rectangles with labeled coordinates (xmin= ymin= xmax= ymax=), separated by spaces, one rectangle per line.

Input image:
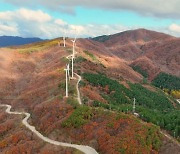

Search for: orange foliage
xmin=82 ymin=86 xmax=107 ymax=103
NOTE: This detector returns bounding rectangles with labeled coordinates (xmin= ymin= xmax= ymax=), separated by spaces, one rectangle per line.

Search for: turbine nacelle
xmin=71 ymin=37 xmax=76 ymax=43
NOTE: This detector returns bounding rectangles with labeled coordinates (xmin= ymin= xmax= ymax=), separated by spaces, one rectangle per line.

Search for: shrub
xmin=67 ymin=97 xmax=79 ymax=109
xmin=83 ymin=50 xmax=96 ymax=61
xmin=75 ymin=56 xmax=87 ymax=63
xmin=152 ymin=72 xmax=180 ymax=90
xmin=132 ymin=65 xmax=148 ymax=78
xmin=68 ymin=84 xmax=76 ymax=96
xmin=66 ymin=49 xmax=72 ymax=53
xmin=61 ymin=106 xmax=93 ymax=128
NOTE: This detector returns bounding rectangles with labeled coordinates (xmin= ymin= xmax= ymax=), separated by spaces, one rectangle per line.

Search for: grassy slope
xmin=11 ymin=38 xmax=61 ymax=54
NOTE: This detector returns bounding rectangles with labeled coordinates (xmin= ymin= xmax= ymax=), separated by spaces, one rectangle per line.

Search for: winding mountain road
xmin=0 ymin=52 xmax=98 ymax=154
xmin=66 ymin=53 xmax=82 ymax=105
xmin=0 ymin=104 xmax=98 ymax=154
xmin=74 ymin=73 xmax=82 ymax=105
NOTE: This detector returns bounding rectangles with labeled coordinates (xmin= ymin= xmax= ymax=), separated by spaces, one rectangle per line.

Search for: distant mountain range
xmin=0 ymin=36 xmax=43 ymax=47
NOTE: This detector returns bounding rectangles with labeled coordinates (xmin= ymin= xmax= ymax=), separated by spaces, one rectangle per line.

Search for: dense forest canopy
xmin=82 ymin=73 xmax=180 ymax=139
xmin=152 ymin=72 xmax=180 ymax=90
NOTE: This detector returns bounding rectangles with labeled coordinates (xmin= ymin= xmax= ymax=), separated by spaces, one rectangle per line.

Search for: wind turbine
xmin=64 ymin=64 xmax=69 ymax=97
xmin=63 ymin=30 xmax=67 ymax=47
xmin=71 ymin=37 xmax=76 ymax=57
xmin=67 ymin=63 xmax=70 ymax=80
xmin=71 ymin=55 xmax=74 ymax=78
xmin=63 ymin=36 xmax=66 ymax=47
xmin=70 ymin=37 xmax=76 ymax=79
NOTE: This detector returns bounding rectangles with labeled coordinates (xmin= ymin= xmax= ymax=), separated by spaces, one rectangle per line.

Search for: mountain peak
xmin=92 ymin=28 xmax=174 ymax=43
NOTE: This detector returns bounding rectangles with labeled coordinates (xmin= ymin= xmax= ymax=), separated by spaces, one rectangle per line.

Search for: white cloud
xmin=54 ymin=19 xmax=67 ymax=26
xmin=0 ymin=8 xmax=56 ymax=38
xmin=0 ymin=8 xmax=51 ymax=23
xmin=3 ymin=0 xmax=180 ymax=19
xmin=17 ymin=8 xmax=52 ymax=23
xmin=0 ymin=11 xmax=12 ymax=20
xmin=0 ymin=24 xmax=18 ymax=35
xmin=0 ymin=8 xmax=179 ymax=39
xmin=169 ymin=24 xmax=180 ymax=33
xmin=0 ymin=8 xmax=128 ymax=38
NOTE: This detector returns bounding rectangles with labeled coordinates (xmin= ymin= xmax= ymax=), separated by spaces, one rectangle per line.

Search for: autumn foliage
xmin=61 ymin=106 xmax=162 ymax=154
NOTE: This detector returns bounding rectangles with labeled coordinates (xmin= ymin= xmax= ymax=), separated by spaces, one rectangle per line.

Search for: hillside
xmin=0 ymin=29 xmax=180 ymax=154
xmin=79 ymin=29 xmax=179 ymax=81
xmin=0 ymin=39 xmax=162 ymax=154
xmin=0 ymin=36 xmax=43 ymax=47
xmin=92 ymin=29 xmax=174 ymax=60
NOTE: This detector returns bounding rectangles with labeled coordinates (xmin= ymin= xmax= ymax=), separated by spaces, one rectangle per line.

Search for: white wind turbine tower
xmin=71 ymin=55 xmax=74 ymax=78
xmin=63 ymin=30 xmax=67 ymax=47
xmin=71 ymin=37 xmax=76 ymax=78
xmin=64 ymin=64 xmax=69 ymax=97
xmin=71 ymin=37 xmax=76 ymax=57
xmin=63 ymin=36 xmax=66 ymax=47
xmin=67 ymin=63 xmax=70 ymax=80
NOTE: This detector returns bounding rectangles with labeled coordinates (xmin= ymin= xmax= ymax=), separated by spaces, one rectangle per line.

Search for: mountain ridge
xmin=92 ymin=28 xmax=176 ymax=43
xmin=0 ymin=36 xmax=44 ymax=47
xmin=78 ymin=28 xmax=180 ymax=80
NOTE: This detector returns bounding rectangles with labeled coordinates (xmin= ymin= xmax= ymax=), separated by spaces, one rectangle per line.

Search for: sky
xmin=0 ymin=0 xmax=180 ymax=39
